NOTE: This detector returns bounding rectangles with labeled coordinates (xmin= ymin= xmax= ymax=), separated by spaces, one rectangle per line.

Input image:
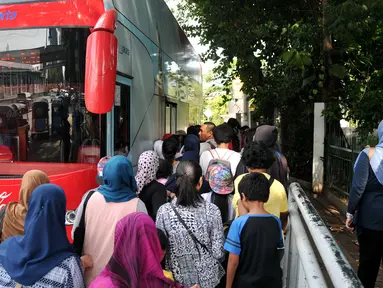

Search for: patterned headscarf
xmin=89 ymin=213 xmax=183 ymax=288
xmin=135 ymin=151 xmax=160 ymax=194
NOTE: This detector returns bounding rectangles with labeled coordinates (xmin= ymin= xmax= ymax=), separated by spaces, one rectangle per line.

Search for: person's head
xmin=253 ymin=125 xmax=278 ymax=148
xmin=1 ymin=170 xmax=50 ymax=241
xmin=242 ymin=141 xmax=275 ymax=171
xmin=187 ymin=125 xmax=200 ymax=136
xmin=206 ymin=162 xmax=234 ymax=223
xmin=19 ymin=170 xmax=50 ymax=209
xmin=162 ymin=133 xmax=173 ymax=141
xmin=157 ymin=228 xmax=168 ymax=261
xmin=199 ymin=122 xmax=216 ymax=142
xmin=102 ymin=213 xmax=175 ymax=287
xmin=96 ymin=156 xmax=111 ymax=185
xmin=227 ymin=118 xmax=241 ymax=130
xmin=238 ymin=173 xmax=271 ymax=209
xmin=162 ymin=137 xmax=178 ymax=162
xmin=244 ymin=128 xmax=257 ymax=147
xmin=99 ymin=155 xmax=137 ymax=202
xmin=156 ymin=158 xmax=173 ymax=179
xmin=213 ymin=123 xmax=235 ymax=146
xmin=1 ymin=184 xmax=74 ymax=285
xmin=182 ymin=134 xmax=200 ymax=162
xmin=24 ymin=184 xmax=67 ymax=234
xmin=174 ymin=160 xmax=203 ymax=207
xmin=240 ymin=125 xmax=250 ymax=134
xmin=184 ymin=134 xmax=200 ymax=153
xmin=136 ymin=151 xmax=160 ymax=194
xmin=174 ymin=130 xmax=187 ymax=149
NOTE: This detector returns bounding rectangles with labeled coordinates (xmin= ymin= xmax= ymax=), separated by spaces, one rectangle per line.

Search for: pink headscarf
xmin=89 ymin=213 xmax=183 ymax=288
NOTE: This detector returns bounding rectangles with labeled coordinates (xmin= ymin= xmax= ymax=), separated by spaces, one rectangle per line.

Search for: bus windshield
xmin=0 ymin=27 xmax=102 ymax=164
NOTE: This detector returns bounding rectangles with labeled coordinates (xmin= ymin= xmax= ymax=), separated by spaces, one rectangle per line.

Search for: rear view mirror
xmin=85 ymin=10 xmax=118 ymax=114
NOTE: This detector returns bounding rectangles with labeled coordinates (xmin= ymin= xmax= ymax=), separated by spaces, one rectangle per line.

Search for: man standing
xmin=199 ymin=122 xmax=217 ymax=155
xmin=200 ymin=123 xmax=242 ymax=176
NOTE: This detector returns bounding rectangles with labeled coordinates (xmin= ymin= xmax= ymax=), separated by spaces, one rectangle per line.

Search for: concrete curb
xmin=291 ymin=177 xmax=348 ymax=217
xmin=323 ymin=188 xmax=348 ymax=217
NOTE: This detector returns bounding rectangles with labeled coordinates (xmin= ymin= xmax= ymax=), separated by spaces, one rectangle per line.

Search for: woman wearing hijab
xmin=90 ymin=213 xmax=199 ymax=288
xmin=180 ymin=134 xmax=200 ymax=163
xmin=136 ymin=151 xmax=167 ymax=221
xmin=346 ymin=120 xmax=383 ymax=288
xmin=0 ymin=170 xmax=50 ymax=242
xmin=0 ymin=184 xmax=84 ymax=287
xmin=72 ymin=155 xmax=147 ymax=286
xmin=157 ymin=160 xmax=225 ymax=288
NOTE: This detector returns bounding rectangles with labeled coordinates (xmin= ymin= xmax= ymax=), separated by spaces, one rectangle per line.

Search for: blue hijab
xmin=98 ymin=155 xmax=138 ymax=203
xmin=181 ymin=134 xmax=200 ymax=163
xmin=356 ymin=121 xmax=383 ymax=185
xmin=0 ymin=184 xmax=75 ymax=286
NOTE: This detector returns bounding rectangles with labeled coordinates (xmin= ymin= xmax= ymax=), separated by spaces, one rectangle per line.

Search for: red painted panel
xmin=0 ymin=162 xmax=97 ymax=241
xmin=0 ymin=0 xmax=105 ymax=29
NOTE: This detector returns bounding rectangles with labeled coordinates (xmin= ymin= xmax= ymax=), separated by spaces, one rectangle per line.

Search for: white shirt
xmin=200 ymin=148 xmax=242 ymax=176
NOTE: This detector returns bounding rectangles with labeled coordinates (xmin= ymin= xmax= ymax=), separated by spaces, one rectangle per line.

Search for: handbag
xmin=73 ymin=190 xmax=96 ymax=256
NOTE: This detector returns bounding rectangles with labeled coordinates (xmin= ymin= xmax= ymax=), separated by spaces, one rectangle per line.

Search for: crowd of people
xmin=0 ymin=119 xmax=290 ymax=288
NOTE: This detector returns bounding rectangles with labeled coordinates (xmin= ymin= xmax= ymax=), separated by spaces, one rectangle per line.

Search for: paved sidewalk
xmin=312 ymin=195 xmax=383 ymax=288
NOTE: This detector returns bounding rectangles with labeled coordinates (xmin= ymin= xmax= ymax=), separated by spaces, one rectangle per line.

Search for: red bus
xmin=0 ymin=0 xmax=202 ymax=239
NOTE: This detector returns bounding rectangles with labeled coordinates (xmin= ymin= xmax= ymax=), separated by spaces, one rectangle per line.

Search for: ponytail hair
xmin=174 ymin=160 xmax=203 ymax=207
xmin=211 ymin=193 xmax=229 ymax=223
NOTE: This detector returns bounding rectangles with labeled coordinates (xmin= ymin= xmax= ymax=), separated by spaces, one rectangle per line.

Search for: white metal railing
xmin=283 ymin=182 xmax=363 ymax=288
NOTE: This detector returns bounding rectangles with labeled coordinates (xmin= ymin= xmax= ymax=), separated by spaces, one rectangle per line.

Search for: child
xmin=157 ymin=228 xmax=174 ymax=281
xmin=224 ymin=173 xmax=284 ymax=288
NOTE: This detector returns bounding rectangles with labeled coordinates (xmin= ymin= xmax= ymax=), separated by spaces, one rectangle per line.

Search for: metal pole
xmin=289 ymin=183 xmax=363 ymax=288
xmin=106 ymin=106 xmax=114 ymax=156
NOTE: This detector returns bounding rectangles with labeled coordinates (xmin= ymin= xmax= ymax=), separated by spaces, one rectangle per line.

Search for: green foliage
xmin=169 ymin=0 xmax=383 ymax=180
xmin=172 ymin=0 xmax=383 ymax=133
xmin=202 ymin=70 xmax=229 ymax=125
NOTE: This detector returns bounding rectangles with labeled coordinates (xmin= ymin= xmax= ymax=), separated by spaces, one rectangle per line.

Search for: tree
xmin=168 ymin=0 xmax=383 ymax=181
xmin=202 ymin=70 xmax=229 ymax=125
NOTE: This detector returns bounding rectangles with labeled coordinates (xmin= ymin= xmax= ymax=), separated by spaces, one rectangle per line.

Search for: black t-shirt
xmin=138 ymin=180 xmax=167 ymax=221
xmin=224 ymin=214 xmax=284 ymax=288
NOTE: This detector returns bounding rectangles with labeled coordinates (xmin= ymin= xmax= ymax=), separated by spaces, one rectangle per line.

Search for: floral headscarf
xmin=135 ymin=151 xmax=160 ymax=194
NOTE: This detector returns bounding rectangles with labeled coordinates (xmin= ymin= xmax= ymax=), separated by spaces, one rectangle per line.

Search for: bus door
xmin=101 ymin=79 xmax=131 ymax=157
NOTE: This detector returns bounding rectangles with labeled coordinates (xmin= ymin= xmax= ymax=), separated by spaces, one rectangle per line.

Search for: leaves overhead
xmin=172 ymin=0 xmax=383 ymax=133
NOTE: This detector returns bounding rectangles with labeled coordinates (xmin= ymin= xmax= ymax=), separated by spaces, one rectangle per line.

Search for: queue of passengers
xmin=0 ymin=119 xmax=289 ymax=288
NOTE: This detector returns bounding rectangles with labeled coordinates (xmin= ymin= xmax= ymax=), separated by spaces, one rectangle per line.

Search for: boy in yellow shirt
xmin=232 ymin=141 xmax=288 ymax=228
